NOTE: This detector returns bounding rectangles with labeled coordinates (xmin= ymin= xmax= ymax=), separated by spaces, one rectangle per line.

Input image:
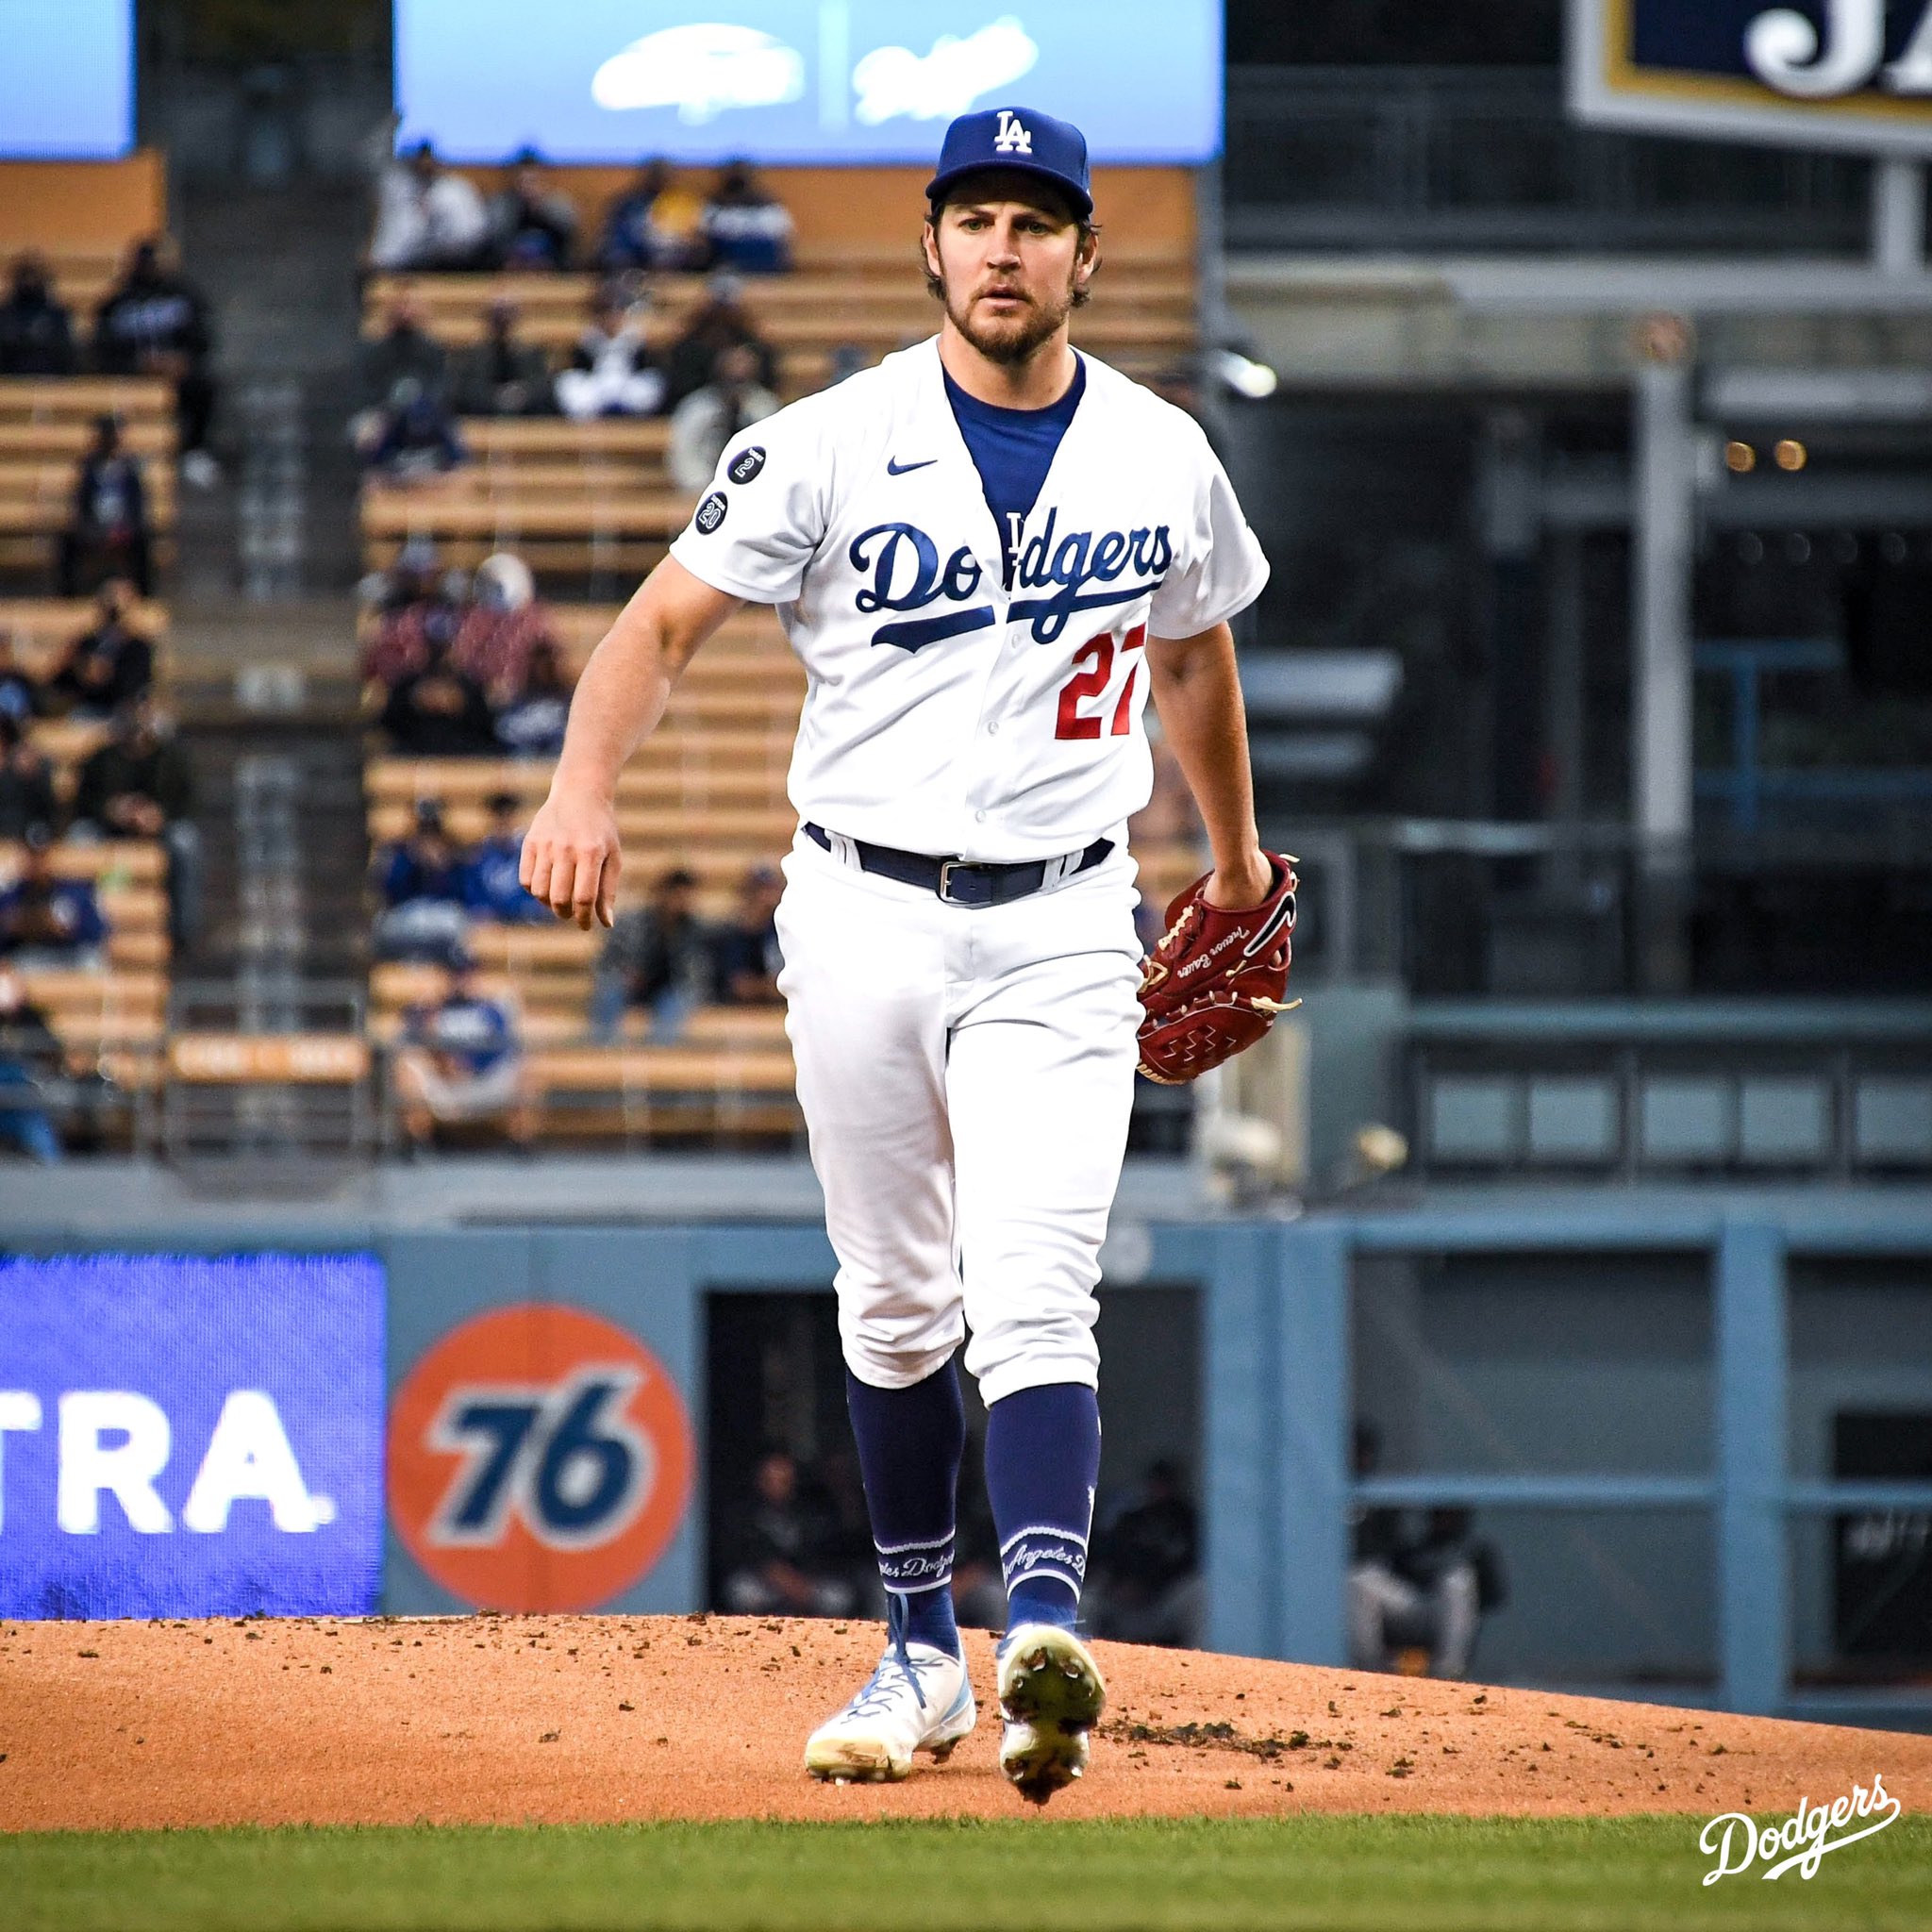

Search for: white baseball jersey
xmin=669 ymin=337 xmax=1268 ymax=862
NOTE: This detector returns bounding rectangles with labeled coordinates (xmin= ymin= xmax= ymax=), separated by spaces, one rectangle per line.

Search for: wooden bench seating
xmin=367 ymin=754 xmax=786 ymax=815
xmin=0 ymin=377 xmax=174 ymax=428
xmin=2 ymin=839 xmax=171 ymax=969
xmin=0 ymin=598 xmax=169 ymax=659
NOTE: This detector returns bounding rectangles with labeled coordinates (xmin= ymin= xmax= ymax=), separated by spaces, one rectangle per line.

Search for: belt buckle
xmin=936 ymin=858 xmax=967 ymax=905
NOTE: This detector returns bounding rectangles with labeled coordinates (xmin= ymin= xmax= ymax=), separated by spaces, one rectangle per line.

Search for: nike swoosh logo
xmin=887 ymin=457 xmax=936 ymax=475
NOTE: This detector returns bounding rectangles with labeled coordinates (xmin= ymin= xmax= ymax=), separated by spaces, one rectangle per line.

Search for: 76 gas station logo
xmin=388 ymin=1305 xmax=694 ymax=1613
xmin=425 ymin=1368 xmax=653 ymax=1550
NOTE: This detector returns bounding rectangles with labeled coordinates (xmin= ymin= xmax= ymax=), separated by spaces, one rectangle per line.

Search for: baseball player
xmin=522 ymin=106 xmax=1286 ymax=1801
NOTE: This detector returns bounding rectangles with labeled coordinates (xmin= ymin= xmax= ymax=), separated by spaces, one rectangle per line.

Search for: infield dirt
xmin=3 ymin=1615 xmax=1926 ymax=1831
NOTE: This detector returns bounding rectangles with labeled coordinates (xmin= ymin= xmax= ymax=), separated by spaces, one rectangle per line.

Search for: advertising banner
xmin=0 ymin=0 xmax=133 ymax=159
xmin=1569 ymin=0 xmax=1932 ymax=153
xmin=0 ymin=1254 xmax=385 ymax=1618
xmin=393 ymin=0 xmax=1223 ymax=163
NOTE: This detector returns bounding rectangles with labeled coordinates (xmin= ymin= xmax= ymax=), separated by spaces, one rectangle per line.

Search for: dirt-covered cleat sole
xmin=996 ymin=1624 xmax=1106 ymax=1804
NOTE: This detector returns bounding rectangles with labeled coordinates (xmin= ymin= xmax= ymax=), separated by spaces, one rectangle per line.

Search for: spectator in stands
xmin=461 ymin=791 xmax=546 ymax=926
xmin=393 ymin=948 xmax=536 ymax=1155
xmin=1349 ymin=1422 xmax=1505 ymax=1679
xmin=490 ymin=150 xmax=579 ymax=270
xmin=92 ymin=239 xmax=218 ymax=489
xmin=69 ymin=698 xmax=199 ymax=945
xmin=58 ymin=416 xmax=151 ymax=598
xmin=598 ymin=158 xmax=709 ymax=273
xmin=0 ymin=254 xmax=78 ymax=376
xmin=370 ymin=142 xmax=492 ymax=272
xmin=0 ymin=962 xmax=64 ymax=1162
xmin=704 ymin=162 xmax=794 ymax=275
xmin=0 ymin=718 xmax=57 ymax=842
xmin=361 ymin=538 xmax=464 ymax=696
xmin=373 ymin=798 xmax=472 ymax=962
xmin=0 ymin=828 xmax=107 ymax=970
xmin=592 ymin=864 xmax=710 ymax=1041
xmin=0 ymin=632 xmax=45 ymax=727
xmin=449 ymin=298 xmax=552 ymax=417
xmin=668 ymin=341 xmax=781 ymax=493
xmin=554 ymin=288 xmax=665 ymax=421
xmin=451 ymin=551 xmax=549 ymax=704
xmin=1090 ymin=1458 xmax=1203 ymax=1648
xmin=45 ymin=578 xmax=152 ymax=717
xmin=492 ymin=637 xmax=575 ymax=759
xmin=358 ymin=376 xmax=467 ymax=483
xmin=718 ymin=1449 xmax=858 ymax=1618
xmin=356 ymin=289 xmax=448 ymax=425
xmin=708 ymin=863 xmax=784 ymax=1005
xmin=663 ymin=272 xmax=778 ymax=408
xmin=380 ymin=634 xmax=497 ymax=757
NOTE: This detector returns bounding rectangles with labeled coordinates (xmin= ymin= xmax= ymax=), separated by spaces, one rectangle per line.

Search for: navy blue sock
xmin=983 ymin=1382 xmax=1101 ymax=1632
xmin=844 ymin=1362 xmax=964 ymax=1657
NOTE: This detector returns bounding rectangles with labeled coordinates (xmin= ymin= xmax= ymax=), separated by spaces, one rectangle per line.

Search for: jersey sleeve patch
xmin=726 ymin=445 xmax=766 ymax=485
xmin=693 ymin=491 xmax=728 ymax=534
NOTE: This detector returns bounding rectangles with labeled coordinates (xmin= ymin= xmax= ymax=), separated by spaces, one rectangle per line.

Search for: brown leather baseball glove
xmin=1136 ymin=854 xmax=1300 ymax=1085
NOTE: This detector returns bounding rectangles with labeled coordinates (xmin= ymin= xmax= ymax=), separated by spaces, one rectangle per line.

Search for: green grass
xmin=2 ymin=1815 xmax=1927 ymax=1931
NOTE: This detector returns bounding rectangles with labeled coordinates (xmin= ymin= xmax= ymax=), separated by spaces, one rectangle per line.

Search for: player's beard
xmin=942 ymin=269 xmax=1075 ymax=367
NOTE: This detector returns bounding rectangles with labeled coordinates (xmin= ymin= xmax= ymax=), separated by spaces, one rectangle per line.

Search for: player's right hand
xmin=520 ymin=790 xmax=623 ymax=931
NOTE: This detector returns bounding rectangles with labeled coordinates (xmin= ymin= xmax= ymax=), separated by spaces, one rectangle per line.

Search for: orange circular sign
xmin=389 ymin=1304 xmax=694 ymax=1612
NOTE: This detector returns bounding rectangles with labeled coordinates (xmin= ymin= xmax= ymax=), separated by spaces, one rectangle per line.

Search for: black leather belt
xmin=805 ymin=823 xmax=1112 ymax=908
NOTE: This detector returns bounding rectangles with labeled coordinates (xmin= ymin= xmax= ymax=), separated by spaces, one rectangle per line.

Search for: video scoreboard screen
xmin=393 ymin=0 xmax=1223 ymax=164
xmin=0 ymin=0 xmax=134 ymax=159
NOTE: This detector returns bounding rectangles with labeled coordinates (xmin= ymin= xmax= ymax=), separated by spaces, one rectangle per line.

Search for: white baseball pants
xmin=774 ymin=827 xmax=1144 ymax=1407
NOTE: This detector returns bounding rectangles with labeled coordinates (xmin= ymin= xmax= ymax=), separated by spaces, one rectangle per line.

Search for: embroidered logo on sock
xmin=999 ymin=1524 xmax=1088 ymax=1594
xmin=876 ymin=1530 xmax=955 ymax=1591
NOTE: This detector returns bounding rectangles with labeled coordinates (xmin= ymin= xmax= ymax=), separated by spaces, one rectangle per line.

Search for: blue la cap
xmin=925 ymin=106 xmax=1092 ymax=221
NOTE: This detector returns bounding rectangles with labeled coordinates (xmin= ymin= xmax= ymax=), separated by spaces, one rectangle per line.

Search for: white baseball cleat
xmin=996 ymin=1623 xmax=1107 ymax=1804
xmin=803 ymin=1629 xmax=975 ymax=1785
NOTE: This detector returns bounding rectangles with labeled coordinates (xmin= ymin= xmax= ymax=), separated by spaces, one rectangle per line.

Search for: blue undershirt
xmin=943 ymin=357 xmax=1086 ymax=587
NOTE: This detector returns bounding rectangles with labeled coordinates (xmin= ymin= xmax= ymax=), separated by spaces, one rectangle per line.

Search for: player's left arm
xmin=1144 ymin=621 xmax=1273 ymax=909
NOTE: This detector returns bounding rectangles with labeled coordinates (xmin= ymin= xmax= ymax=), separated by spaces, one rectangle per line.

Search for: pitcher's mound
xmin=3 ymin=1615 xmax=1927 ymax=1830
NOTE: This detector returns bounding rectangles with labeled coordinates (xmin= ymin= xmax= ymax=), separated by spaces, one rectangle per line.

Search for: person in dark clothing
xmin=661 ymin=274 xmax=779 ymax=408
xmin=489 ymin=152 xmax=579 ymax=270
xmin=70 ymin=697 xmax=192 ymax=838
xmin=380 ymin=644 xmax=497 ymax=756
xmin=719 ymin=1449 xmax=858 ymax=1617
xmin=0 ymin=633 xmax=45 ymax=728
xmin=461 ymin=792 xmax=547 ymax=925
xmin=591 ymin=864 xmax=711 ymax=1041
xmin=356 ymin=290 xmax=449 ymax=418
xmin=58 ymin=418 xmax=151 ymax=597
xmin=358 ymin=378 xmax=467 ymax=482
xmin=45 ymin=577 xmax=153 ymax=716
xmin=0 ymin=962 xmax=65 ymax=1161
xmin=0 ymin=718 xmax=58 ymax=841
xmin=70 ymin=699 xmax=200 ymax=944
xmin=0 ymin=255 xmax=77 ymax=376
xmin=92 ymin=239 xmax=217 ymax=475
xmin=707 ymin=863 xmax=784 ymax=1004
xmin=449 ymin=299 xmax=553 ymax=417
xmin=491 ymin=635 xmax=575 ymax=758
xmin=0 ymin=830 xmax=108 ymax=967
xmin=1348 ymin=1422 xmax=1505 ymax=1678
xmin=373 ymin=798 xmax=472 ymax=960
xmin=1091 ymin=1459 xmax=1203 ymax=1647
xmin=703 ymin=162 xmax=795 ymax=275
